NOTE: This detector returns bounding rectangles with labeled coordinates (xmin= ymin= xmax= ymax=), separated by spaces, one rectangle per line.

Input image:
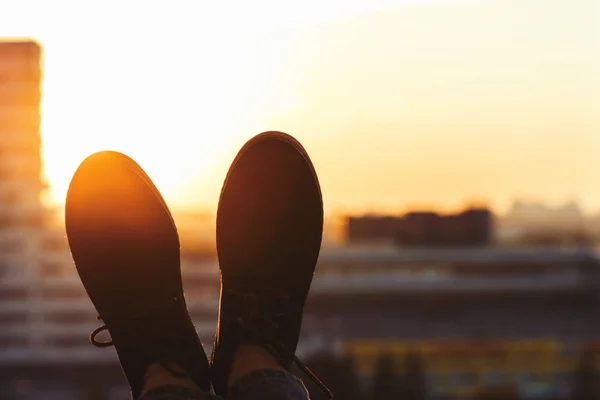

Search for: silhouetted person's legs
xmin=65 ymin=133 xmax=331 ymax=400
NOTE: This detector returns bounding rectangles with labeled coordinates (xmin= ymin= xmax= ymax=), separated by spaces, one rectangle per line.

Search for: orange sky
xmin=1 ymin=0 xmax=599 ymax=215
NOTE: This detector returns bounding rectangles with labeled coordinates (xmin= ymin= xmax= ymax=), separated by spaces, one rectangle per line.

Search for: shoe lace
xmin=233 ymin=291 xmax=333 ymax=399
xmin=89 ymin=311 xmax=188 ymax=379
xmin=90 ymin=317 xmax=113 ymax=347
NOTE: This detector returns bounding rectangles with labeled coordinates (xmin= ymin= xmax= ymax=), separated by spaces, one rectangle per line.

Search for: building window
xmin=0 ymin=238 xmax=25 ymax=253
xmin=0 ymin=262 xmax=21 ymax=278
xmin=0 ymin=190 xmax=22 ymax=206
xmin=0 ymin=336 xmax=29 ymax=347
xmin=41 ymin=286 xmax=86 ymax=300
xmin=22 ymin=214 xmax=45 ymax=228
xmin=0 ymin=287 xmax=27 ymax=300
xmin=184 ymin=279 xmax=219 ymax=296
xmin=0 ymin=135 xmax=41 ymax=154
xmin=485 ymin=371 xmax=508 ymax=385
xmin=0 ymin=162 xmax=40 ymax=180
xmin=189 ymin=309 xmax=218 ymax=321
xmin=39 ymin=261 xmax=63 ymax=277
xmin=45 ymin=335 xmax=90 ymax=348
xmin=453 ymin=371 xmax=477 ymax=388
xmin=0 ymin=214 xmax=45 ymax=228
xmin=44 ymin=311 xmax=87 ymax=324
xmin=41 ymin=236 xmax=68 ymax=252
xmin=0 ymin=312 xmax=27 ymax=324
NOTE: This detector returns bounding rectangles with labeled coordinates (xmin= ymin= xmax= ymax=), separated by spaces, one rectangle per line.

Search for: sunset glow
xmin=2 ymin=0 xmax=598 ymax=214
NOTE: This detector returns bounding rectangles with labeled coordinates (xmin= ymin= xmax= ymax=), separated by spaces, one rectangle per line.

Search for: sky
xmin=1 ymin=0 xmax=598 ymax=215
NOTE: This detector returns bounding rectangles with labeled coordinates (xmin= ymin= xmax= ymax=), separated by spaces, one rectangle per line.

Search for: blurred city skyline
xmin=1 ymin=0 xmax=598 ymax=216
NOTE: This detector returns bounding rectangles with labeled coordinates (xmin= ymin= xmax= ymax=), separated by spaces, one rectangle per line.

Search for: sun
xmin=41 ymin=90 xmax=238 ymax=209
xmin=39 ymin=41 xmax=256 ymax=209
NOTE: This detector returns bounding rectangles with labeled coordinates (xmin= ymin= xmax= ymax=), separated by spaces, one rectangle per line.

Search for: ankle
xmin=227 ymin=345 xmax=283 ymax=392
xmin=140 ymin=363 xmax=199 ymax=398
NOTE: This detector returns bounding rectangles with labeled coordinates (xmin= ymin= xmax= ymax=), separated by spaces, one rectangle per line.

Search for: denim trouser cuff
xmin=139 ymin=369 xmax=309 ymax=400
xmin=229 ymin=368 xmax=309 ymax=400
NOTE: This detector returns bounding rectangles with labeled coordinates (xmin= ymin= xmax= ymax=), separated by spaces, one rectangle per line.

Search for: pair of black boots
xmin=65 ymin=132 xmax=330 ymax=398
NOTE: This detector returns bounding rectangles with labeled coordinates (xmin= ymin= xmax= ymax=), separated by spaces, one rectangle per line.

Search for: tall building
xmin=0 ymin=40 xmax=51 ymax=357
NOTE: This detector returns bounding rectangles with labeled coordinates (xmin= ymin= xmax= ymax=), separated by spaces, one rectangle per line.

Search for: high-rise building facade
xmin=0 ymin=40 xmax=50 ymax=358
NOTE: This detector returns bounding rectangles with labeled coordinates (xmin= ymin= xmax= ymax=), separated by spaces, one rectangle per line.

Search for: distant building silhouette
xmin=503 ymin=200 xmax=586 ymax=230
xmin=347 ymin=215 xmax=403 ymax=244
xmin=347 ymin=208 xmax=493 ymax=247
xmin=496 ymin=200 xmax=600 ymax=247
